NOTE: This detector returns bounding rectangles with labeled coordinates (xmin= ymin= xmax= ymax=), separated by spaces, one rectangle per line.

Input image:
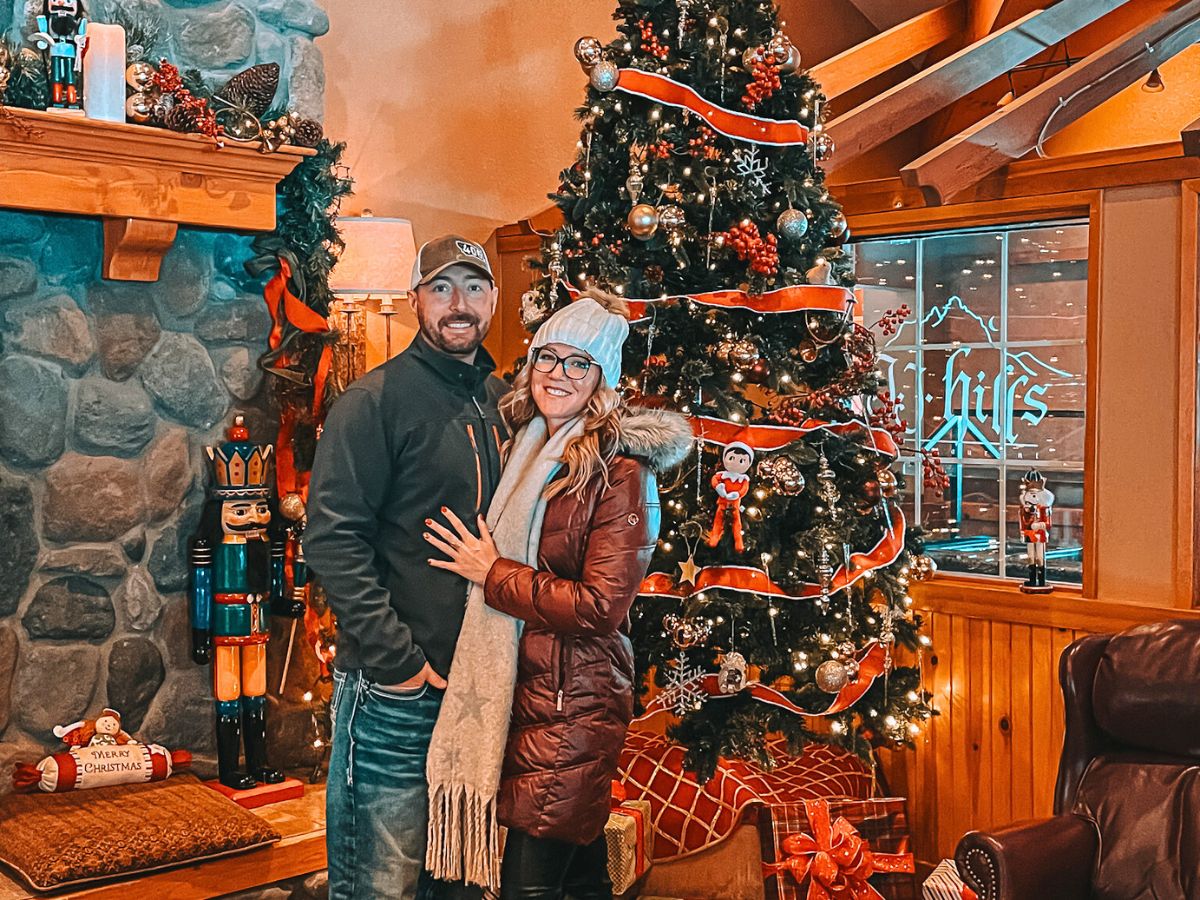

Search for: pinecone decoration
xmin=291 ymin=117 xmax=323 ymax=149
xmin=215 ymin=62 xmax=279 ymax=117
xmin=164 ymin=103 xmax=199 ymax=133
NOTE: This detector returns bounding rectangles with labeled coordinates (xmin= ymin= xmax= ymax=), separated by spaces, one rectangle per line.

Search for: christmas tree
xmin=520 ymin=0 xmax=938 ymax=777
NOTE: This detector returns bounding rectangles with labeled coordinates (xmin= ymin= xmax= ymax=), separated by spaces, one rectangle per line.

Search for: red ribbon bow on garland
xmin=765 ymin=799 xmax=913 ymax=900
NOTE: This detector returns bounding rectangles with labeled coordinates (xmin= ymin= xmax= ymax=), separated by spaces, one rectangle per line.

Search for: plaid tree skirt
xmin=617 ymin=731 xmax=873 ymax=860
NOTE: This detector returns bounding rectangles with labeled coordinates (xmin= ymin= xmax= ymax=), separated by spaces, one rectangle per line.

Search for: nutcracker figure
xmin=189 ymin=416 xmax=303 ymax=790
xmin=31 ymin=0 xmax=88 ymax=110
xmin=707 ymin=441 xmax=754 ymax=553
xmin=1017 ymin=469 xmax=1054 ymax=594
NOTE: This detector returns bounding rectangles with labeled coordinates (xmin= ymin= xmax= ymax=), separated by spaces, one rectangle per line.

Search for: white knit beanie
xmin=529 ymin=297 xmax=629 ymax=388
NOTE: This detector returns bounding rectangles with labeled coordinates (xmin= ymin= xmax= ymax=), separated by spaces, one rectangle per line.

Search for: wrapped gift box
xmin=759 ymin=797 xmax=916 ymax=900
xmin=606 ymin=798 xmax=654 ymax=895
xmin=923 ymin=859 xmax=977 ymax=900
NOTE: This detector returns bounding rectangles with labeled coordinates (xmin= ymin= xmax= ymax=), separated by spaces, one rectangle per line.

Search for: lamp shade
xmin=328 ymin=216 xmax=417 ymax=294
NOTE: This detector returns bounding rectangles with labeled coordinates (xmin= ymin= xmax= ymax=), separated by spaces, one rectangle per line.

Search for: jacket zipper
xmin=465 ymin=424 xmax=483 ymax=513
xmin=556 ymin=636 xmax=572 ymax=712
xmin=471 ymin=397 xmax=493 ymax=510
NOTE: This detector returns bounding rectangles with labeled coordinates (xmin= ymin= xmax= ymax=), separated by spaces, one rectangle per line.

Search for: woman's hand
xmin=425 ymin=507 xmax=501 ymax=585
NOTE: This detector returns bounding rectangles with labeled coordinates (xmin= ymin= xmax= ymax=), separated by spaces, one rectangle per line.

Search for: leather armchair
xmin=955 ymin=619 xmax=1200 ymax=900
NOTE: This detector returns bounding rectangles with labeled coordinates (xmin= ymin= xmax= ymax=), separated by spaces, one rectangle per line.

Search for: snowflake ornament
xmin=731 ymin=146 xmax=770 ymax=198
xmin=662 ymin=653 xmax=707 ymax=715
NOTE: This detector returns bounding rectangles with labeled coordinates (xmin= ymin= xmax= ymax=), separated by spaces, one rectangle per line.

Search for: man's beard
xmin=420 ymin=310 xmax=486 ymax=357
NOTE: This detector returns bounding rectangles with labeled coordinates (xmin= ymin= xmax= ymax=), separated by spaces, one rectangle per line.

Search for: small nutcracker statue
xmin=31 ymin=0 xmax=88 ymax=111
xmin=1017 ymin=469 xmax=1054 ymax=594
xmin=189 ymin=415 xmax=304 ymax=790
xmin=707 ymin=441 xmax=754 ymax=553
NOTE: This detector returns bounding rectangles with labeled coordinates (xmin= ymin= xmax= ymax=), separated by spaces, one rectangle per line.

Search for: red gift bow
xmin=764 ymin=799 xmax=914 ymax=900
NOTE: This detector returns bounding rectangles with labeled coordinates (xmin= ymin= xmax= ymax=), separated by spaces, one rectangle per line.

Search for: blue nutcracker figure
xmin=31 ymin=0 xmax=88 ymax=110
xmin=189 ymin=415 xmax=304 ymax=790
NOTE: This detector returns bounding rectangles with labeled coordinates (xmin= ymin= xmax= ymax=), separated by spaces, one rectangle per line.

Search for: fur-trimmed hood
xmin=615 ymin=406 xmax=693 ymax=474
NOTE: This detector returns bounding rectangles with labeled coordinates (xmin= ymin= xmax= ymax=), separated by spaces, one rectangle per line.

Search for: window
xmin=854 ymin=221 xmax=1088 ymax=585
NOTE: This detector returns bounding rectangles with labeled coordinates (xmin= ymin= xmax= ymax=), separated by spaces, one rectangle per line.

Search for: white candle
xmin=83 ymin=22 xmax=126 ymax=123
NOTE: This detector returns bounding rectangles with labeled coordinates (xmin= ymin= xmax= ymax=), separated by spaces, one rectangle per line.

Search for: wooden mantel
xmin=0 ymin=107 xmax=313 ymax=281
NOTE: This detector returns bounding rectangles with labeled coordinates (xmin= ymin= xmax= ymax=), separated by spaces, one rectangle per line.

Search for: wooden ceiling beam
xmin=810 ymin=1 xmax=966 ymax=101
xmin=822 ymin=0 xmax=1125 ymax=175
xmin=903 ymin=0 xmax=1200 ymax=204
xmin=1182 ymin=113 xmax=1200 ymax=157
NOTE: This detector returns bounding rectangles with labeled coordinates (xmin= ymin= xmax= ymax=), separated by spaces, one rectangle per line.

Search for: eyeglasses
xmin=531 ymin=347 xmax=594 ymax=381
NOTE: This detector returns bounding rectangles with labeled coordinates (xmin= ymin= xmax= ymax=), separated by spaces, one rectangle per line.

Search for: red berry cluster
xmin=639 ymin=20 xmax=670 ymax=61
xmin=869 ymin=389 xmax=908 ymax=441
xmin=720 ymin=221 xmax=779 ymax=275
xmin=688 ymin=126 xmax=722 ymax=161
xmin=743 ymin=52 xmax=781 ymax=110
xmin=843 ymin=324 xmax=876 ymax=379
xmin=648 ymin=139 xmax=674 ymax=160
xmin=921 ymin=449 xmax=951 ymax=495
xmin=873 ymin=305 xmax=912 ymax=337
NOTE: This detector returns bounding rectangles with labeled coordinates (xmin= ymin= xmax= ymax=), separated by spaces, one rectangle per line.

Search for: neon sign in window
xmin=855 ymin=222 xmax=1087 ymax=584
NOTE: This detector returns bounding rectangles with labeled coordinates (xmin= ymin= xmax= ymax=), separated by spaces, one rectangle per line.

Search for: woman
xmin=422 ymin=291 xmax=691 ymax=899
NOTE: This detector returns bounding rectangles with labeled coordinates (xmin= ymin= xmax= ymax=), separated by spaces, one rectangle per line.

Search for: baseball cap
xmin=410 ymin=234 xmax=494 ymax=290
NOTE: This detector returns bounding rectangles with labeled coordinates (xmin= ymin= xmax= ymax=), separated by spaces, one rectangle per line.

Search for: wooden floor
xmin=0 ymin=786 xmax=326 ymax=900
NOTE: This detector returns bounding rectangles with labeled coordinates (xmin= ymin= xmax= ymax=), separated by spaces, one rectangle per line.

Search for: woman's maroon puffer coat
xmin=483 ymin=406 xmax=691 ymax=846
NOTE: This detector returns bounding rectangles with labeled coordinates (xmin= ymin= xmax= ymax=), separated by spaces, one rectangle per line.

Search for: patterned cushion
xmin=0 ymin=773 xmax=280 ymax=891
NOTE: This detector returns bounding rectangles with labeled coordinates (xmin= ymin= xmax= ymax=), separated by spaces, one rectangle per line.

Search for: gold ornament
xmin=678 ymin=556 xmax=701 ymax=585
xmin=590 ymin=60 xmax=620 ymax=92
xmin=910 ymin=554 xmax=938 ymax=582
xmin=124 ymin=92 xmax=156 ymax=124
xmin=877 ymin=468 xmax=898 ymax=498
xmin=663 ymin=613 xmax=711 ymax=650
xmin=125 ymin=61 xmax=157 ymax=91
xmin=759 ymin=456 xmax=805 ymax=496
xmin=0 ymin=45 xmax=11 ymax=100
xmin=574 ymin=36 xmax=604 ymax=68
xmin=279 ymin=492 xmax=307 ymax=523
xmin=628 ymin=203 xmax=660 ymax=240
xmin=815 ymin=659 xmax=849 ymax=693
xmin=730 ymin=338 xmax=759 ymax=369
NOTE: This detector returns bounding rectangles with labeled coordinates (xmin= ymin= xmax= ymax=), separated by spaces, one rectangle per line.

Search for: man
xmin=305 ymin=235 xmax=507 ymax=899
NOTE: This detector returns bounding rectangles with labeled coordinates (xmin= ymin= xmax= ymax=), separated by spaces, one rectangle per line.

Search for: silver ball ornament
xmin=590 ymin=60 xmax=620 ymax=92
xmin=779 ymin=43 xmax=802 ymax=75
xmin=767 ymin=33 xmax=792 ymax=61
xmin=574 ymin=36 xmax=604 ymax=68
xmin=743 ymin=45 xmax=765 ymax=69
xmin=815 ymin=659 xmax=849 ymax=693
xmin=830 ymin=211 xmax=849 ymax=238
xmin=628 ymin=203 xmax=660 ymax=240
xmin=777 ymin=208 xmax=809 ymax=242
xmin=658 ymin=205 xmax=686 ymax=230
xmin=814 ymin=133 xmax=836 ymax=161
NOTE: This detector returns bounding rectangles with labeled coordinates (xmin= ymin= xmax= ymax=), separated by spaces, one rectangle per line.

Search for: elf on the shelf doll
xmin=1017 ymin=469 xmax=1054 ymax=593
xmin=31 ymin=0 xmax=88 ymax=110
xmin=189 ymin=416 xmax=302 ymax=790
xmin=707 ymin=441 xmax=754 ymax=553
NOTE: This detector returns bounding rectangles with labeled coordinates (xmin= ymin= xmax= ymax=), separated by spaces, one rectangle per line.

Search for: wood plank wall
xmin=885 ymin=590 xmax=1200 ymax=871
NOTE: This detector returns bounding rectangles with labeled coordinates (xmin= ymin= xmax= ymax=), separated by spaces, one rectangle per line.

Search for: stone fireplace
xmin=0 ymin=0 xmax=329 ymax=780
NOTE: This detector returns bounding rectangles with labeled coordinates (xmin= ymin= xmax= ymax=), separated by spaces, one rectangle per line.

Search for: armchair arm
xmin=956 ymin=814 xmax=1097 ymax=900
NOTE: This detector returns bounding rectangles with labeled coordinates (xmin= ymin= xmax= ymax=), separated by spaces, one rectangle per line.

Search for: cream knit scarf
xmin=426 ymin=414 xmax=584 ymax=891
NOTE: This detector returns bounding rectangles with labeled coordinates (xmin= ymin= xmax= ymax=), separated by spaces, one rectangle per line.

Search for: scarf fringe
xmin=426 ymin=782 xmax=502 ymax=891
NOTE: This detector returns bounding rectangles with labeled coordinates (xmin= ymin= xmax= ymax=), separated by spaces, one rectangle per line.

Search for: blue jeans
xmin=328 ymin=669 xmax=470 ymax=900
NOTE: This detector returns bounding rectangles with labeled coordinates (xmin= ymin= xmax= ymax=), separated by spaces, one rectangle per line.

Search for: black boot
xmin=216 ymin=708 xmax=256 ymax=790
xmin=1026 ymin=564 xmax=1038 ymax=588
xmin=242 ymin=696 xmax=285 ymax=784
xmin=1036 ymin=565 xmax=1048 ymax=588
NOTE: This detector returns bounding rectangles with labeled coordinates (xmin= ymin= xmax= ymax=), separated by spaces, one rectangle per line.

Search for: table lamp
xmin=327 ymin=213 xmax=418 ymax=375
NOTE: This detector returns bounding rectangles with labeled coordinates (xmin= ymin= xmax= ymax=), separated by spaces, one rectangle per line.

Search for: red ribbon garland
xmin=688 ymin=414 xmax=899 ymax=458
xmin=562 ymin=281 xmax=855 ymax=320
xmin=632 ymin=641 xmax=889 ymax=725
xmin=639 ymin=505 xmax=906 ymax=601
xmin=616 ymin=69 xmax=811 ymax=146
xmin=764 ymin=799 xmax=914 ymax=900
xmin=261 ymin=256 xmax=332 ymax=499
